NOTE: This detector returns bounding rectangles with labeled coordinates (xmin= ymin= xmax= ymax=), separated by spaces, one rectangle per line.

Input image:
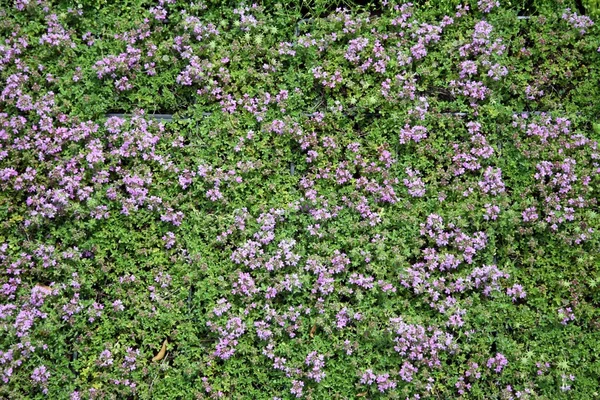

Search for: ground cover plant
xmin=1 ymin=0 xmax=600 ymax=398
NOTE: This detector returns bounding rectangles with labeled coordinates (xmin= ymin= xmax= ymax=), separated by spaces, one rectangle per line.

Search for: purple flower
xmin=404 ymin=168 xmax=426 ymax=197
xmin=486 ymin=63 xmax=508 ymax=80
xmin=410 ymin=40 xmax=427 ymax=59
xmin=558 ymin=307 xmax=575 ymax=325
xmin=400 ymin=124 xmax=428 ymax=144
xmin=522 ymin=206 xmax=538 ymax=222
xmin=562 ymin=8 xmax=594 ymax=34
xmin=360 ymin=369 xmax=376 ymax=385
xmin=213 ymin=298 xmax=232 ymax=316
xmin=335 ymin=308 xmax=349 ymax=329
xmin=390 ymin=317 xmax=455 ymax=368
xmin=112 ymin=300 xmax=124 ymax=312
xmin=459 ymin=60 xmax=478 ymax=79
xmin=375 ymin=373 xmax=396 ymax=392
xmin=399 ymin=361 xmax=418 ymax=382
xmin=231 ymin=272 xmax=259 ymax=297
xmin=39 ymin=14 xmax=75 ymax=48
xmin=506 ymin=284 xmax=526 ymax=302
xmin=162 ymin=232 xmax=176 ymax=249
xmin=98 ymin=350 xmax=113 ymax=367
xmin=305 ymin=351 xmax=326 ymax=382
xmin=486 ymin=353 xmax=508 ymax=373
xmin=254 ymin=321 xmax=272 ymax=340
xmin=477 ymin=0 xmax=500 ymax=13
xmin=115 ymin=76 xmax=132 ymax=91
xmin=483 ymin=204 xmax=500 ymax=220
xmin=31 ymin=365 xmax=50 ymax=393
xmin=290 ymin=380 xmax=304 ymax=398
xmin=478 ymin=167 xmax=505 ymax=195
xmin=122 ymin=347 xmax=140 ymax=371
xmin=31 ymin=365 xmax=49 ymax=383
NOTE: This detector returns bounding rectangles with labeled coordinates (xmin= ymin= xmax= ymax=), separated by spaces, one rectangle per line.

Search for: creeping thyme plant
xmin=1 ymin=0 xmax=599 ymax=399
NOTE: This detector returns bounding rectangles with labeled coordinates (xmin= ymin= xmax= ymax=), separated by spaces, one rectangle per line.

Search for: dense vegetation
xmin=1 ymin=0 xmax=599 ymax=399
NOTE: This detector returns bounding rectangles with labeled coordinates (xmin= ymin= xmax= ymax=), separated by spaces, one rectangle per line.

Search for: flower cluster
xmin=558 ymin=307 xmax=575 ymax=325
xmin=1 ymin=1 xmax=598 ymax=398
xmin=390 ymin=317 xmax=456 ymax=368
xmin=360 ymin=369 xmax=397 ymax=393
xmin=403 ymin=168 xmax=426 ymax=197
xmin=486 ymin=353 xmax=508 ymax=373
xmin=562 ymin=9 xmax=594 ymax=35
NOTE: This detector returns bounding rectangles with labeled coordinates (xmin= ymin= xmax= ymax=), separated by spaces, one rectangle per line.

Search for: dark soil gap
xmin=517 ymin=0 xmax=536 ymax=16
xmin=299 ymin=0 xmax=383 ymax=19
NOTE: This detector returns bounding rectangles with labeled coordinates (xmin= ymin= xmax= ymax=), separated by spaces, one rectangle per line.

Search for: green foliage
xmin=1 ymin=0 xmax=599 ymax=399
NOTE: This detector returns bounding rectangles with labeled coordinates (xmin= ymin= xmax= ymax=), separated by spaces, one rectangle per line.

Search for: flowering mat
xmin=1 ymin=1 xmax=600 ymax=399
